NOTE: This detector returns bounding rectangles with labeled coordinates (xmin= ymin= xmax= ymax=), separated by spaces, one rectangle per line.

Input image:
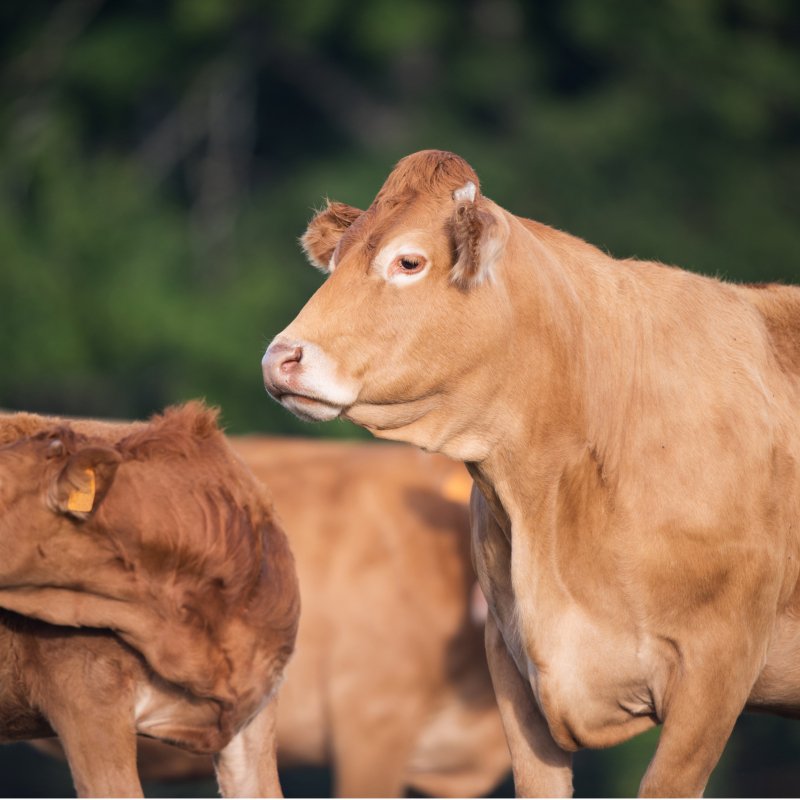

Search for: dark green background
xmin=1 ymin=0 xmax=799 ymax=795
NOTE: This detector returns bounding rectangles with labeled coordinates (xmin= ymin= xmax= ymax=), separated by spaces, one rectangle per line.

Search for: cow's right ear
xmin=300 ymin=201 xmax=363 ymax=272
xmin=450 ymin=181 xmax=509 ymax=289
xmin=48 ymin=444 xmax=122 ymax=520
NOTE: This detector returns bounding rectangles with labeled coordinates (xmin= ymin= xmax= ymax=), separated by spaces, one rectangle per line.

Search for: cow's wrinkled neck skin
xmin=344 ymin=373 xmax=508 ymax=463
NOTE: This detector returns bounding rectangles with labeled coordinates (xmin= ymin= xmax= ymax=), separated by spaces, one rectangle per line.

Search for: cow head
xmin=262 ymin=150 xmax=515 ymax=459
xmin=0 ymin=407 xmax=300 ymax=724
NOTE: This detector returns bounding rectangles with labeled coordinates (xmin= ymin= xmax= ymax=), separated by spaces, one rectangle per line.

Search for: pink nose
xmin=262 ymin=341 xmax=304 ymax=398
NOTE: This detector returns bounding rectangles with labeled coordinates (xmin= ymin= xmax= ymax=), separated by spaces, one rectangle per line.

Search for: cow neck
xmin=464 ymin=216 xmax=630 ymax=541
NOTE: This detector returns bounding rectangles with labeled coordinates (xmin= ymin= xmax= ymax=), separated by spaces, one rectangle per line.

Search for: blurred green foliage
xmin=2 ymin=0 xmax=798 ymax=434
xmin=0 ymin=0 xmax=799 ymax=795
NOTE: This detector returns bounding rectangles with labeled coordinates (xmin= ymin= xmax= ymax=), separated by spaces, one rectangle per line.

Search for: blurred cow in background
xmin=0 ymin=404 xmax=299 ymax=797
xmin=237 ymin=437 xmax=508 ymax=798
xmin=35 ymin=436 xmax=510 ymax=797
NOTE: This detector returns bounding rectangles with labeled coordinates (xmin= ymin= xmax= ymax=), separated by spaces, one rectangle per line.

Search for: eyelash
xmin=392 ymin=255 xmax=427 ymax=275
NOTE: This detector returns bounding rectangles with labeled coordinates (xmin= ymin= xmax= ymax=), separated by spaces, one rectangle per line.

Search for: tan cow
xmin=34 ymin=437 xmax=510 ymax=798
xmin=236 ymin=437 xmax=508 ymax=798
xmin=262 ymin=149 xmax=800 ymax=796
xmin=0 ymin=403 xmax=299 ymax=797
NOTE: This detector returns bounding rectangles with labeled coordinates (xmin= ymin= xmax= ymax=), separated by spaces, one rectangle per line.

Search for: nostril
xmin=279 ymin=346 xmax=303 ymax=373
xmin=264 ymin=342 xmax=305 ymax=388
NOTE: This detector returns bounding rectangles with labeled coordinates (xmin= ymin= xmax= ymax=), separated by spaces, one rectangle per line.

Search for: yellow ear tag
xmin=67 ymin=468 xmax=96 ymax=513
xmin=442 ymin=471 xmax=473 ymax=505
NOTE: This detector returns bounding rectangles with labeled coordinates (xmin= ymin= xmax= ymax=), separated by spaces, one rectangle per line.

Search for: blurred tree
xmin=1 ymin=0 xmax=798 ymax=433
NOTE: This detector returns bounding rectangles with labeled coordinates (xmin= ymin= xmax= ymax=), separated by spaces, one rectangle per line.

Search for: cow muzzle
xmin=261 ymin=337 xmax=358 ymax=423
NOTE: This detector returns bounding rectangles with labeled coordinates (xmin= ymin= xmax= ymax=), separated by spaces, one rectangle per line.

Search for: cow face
xmin=263 ymin=151 xmax=513 ymax=458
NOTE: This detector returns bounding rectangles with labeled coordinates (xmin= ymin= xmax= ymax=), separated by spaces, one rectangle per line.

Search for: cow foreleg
xmin=485 ymin=615 xmax=573 ymax=798
xmin=638 ymin=654 xmax=754 ymax=797
xmin=329 ymin=687 xmax=423 ymax=798
xmin=51 ymin=710 xmax=142 ymax=798
xmin=214 ymin=693 xmax=282 ymax=798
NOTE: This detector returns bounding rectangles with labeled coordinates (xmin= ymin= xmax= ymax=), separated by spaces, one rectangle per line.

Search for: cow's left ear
xmin=49 ymin=444 xmax=121 ymax=519
xmin=450 ymin=181 xmax=509 ymax=289
xmin=300 ymin=200 xmax=363 ymax=272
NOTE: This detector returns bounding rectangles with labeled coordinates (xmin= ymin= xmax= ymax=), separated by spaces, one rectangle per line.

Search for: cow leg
xmin=472 ymin=486 xmax=572 ymax=798
xmin=331 ymin=727 xmax=417 ymax=798
xmin=329 ymin=685 xmax=423 ymax=797
xmin=28 ymin=634 xmax=143 ymax=798
xmin=214 ymin=693 xmax=282 ymax=798
xmin=485 ymin=615 xmax=573 ymax=798
xmin=638 ymin=657 xmax=755 ymax=796
xmin=50 ymin=707 xmax=142 ymax=797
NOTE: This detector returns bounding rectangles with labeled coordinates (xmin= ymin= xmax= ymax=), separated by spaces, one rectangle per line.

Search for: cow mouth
xmin=278 ymin=393 xmax=343 ymax=422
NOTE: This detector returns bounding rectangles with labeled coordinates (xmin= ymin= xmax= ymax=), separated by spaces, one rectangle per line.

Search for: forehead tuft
xmin=376 ymin=150 xmax=480 ymax=201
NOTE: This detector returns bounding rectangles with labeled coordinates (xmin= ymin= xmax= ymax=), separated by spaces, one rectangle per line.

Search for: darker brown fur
xmin=6 ymin=404 xmax=281 ymax=611
xmin=0 ymin=403 xmax=300 ymax=796
xmin=116 ymin=405 xmax=275 ymax=605
xmin=376 ymin=150 xmax=481 ymax=202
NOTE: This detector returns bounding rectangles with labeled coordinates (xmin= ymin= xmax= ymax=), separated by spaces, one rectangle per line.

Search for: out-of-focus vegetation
xmin=0 ymin=0 xmax=799 ymax=796
xmin=2 ymin=0 xmax=798 ymax=434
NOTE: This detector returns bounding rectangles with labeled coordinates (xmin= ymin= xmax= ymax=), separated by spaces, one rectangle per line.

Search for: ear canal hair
xmin=450 ymin=199 xmax=499 ymax=289
xmin=300 ymin=201 xmax=363 ymax=272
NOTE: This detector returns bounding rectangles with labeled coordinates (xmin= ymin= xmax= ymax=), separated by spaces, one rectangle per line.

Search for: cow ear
xmin=450 ymin=181 xmax=508 ymax=289
xmin=49 ymin=445 xmax=121 ymax=519
xmin=300 ymin=200 xmax=363 ymax=272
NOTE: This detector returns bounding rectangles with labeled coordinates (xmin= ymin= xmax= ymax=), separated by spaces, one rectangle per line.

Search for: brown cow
xmin=34 ymin=437 xmax=510 ymax=798
xmin=262 ymin=149 xmax=800 ymax=796
xmin=0 ymin=403 xmax=299 ymax=797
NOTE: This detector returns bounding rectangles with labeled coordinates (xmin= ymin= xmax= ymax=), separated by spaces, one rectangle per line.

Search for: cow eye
xmin=395 ymin=255 xmax=426 ymax=274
